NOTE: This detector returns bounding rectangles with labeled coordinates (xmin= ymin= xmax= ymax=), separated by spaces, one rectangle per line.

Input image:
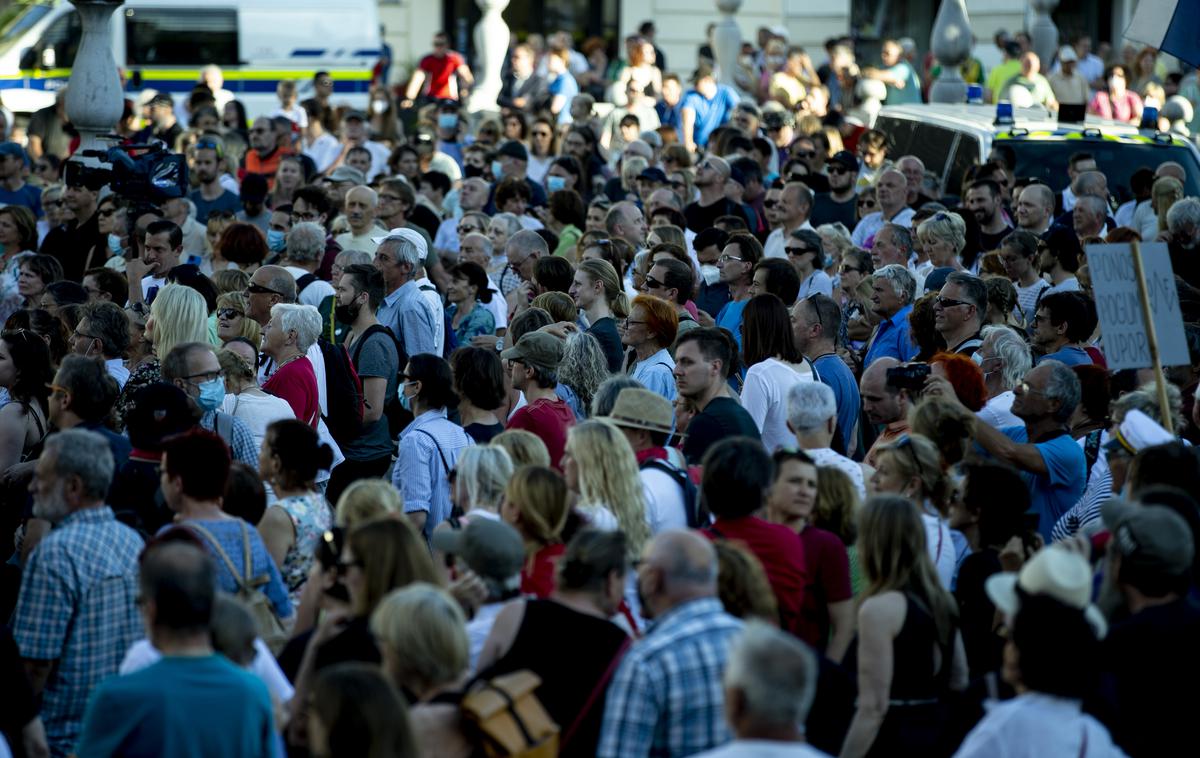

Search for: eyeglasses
xmin=217 ymin=308 xmax=244 ymax=320
xmin=46 ymin=383 xmax=70 ymax=398
xmin=245 ymin=283 xmax=285 ymax=296
xmin=183 ymin=370 xmax=223 ymax=383
xmin=624 ymin=318 xmax=648 ymax=327
xmin=379 ymin=194 xmax=402 ymax=203
xmin=793 ymin=150 xmax=816 ymax=159
xmin=894 ymin=435 xmax=927 ymax=481
xmin=98 ymin=207 xmax=118 ymax=218
xmin=785 ymin=246 xmax=815 ymax=256
xmin=934 ymin=296 xmax=972 ymax=309
xmin=642 ymin=275 xmax=667 ymax=290
xmin=827 ymin=165 xmax=850 ymax=175
xmin=291 ymin=210 xmax=321 ymax=222
xmin=72 ymin=329 xmax=99 ymax=341
xmin=839 ymin=265 xmax=863 ymax=275
xmin=718 ymin=253 xmax=744 ymax=263
xmin=1017 ymin=381 xmax=1049 ymax=397
xmin=858 ymin=198 xmax=878 ymax=208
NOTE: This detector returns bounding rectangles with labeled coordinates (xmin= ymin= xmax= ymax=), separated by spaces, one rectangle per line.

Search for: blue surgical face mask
xmin=546 ymin=175 xmax=566 ymax=193
xmin=196 ymin=377 xmax=225 ymax=412
xmin=438 ymin=114 xmax=458 ymax=131
xmin=491 ymin=160 xmax=504 ymax=179
xmin=398 ymin=380 xmax=417 ymax=411
xmin=107 ymin=233 xmax=123 ymax=256
xmin=266 ymin=228 xmax=287 ymax=252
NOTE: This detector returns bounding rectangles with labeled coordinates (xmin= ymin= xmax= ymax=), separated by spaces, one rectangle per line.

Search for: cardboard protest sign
xmin=1085 ymin=242 xmax=1189 ymax=371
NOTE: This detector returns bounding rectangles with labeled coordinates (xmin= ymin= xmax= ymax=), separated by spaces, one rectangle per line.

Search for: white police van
xmin=0 ymin=0 xmax=382 ymax=118
xmin=873 ymin=103 xmax=1200 ymax=203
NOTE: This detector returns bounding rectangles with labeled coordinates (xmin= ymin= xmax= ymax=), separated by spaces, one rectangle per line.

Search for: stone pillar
xmin=467 ymin=0 xmax=511 ymax=115
xmin=1029 ymin=0 xmax=1060 ymax=70
xmin=713 ymin=0 xmax=743 ymax=87
xmin=929 ymin=0 xmax=971 ymax=103
xmin=64 ymin=0 xmax=125 ymax=156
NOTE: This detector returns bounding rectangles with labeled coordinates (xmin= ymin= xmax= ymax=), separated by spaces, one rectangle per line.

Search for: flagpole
xmin=1130 ymin=240 xmax=1173 ymax=427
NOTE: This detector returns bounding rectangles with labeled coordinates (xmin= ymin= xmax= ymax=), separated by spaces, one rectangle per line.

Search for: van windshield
xmin=0 ymin=1 xmax=53 ymax=59
xmin=1002 ymin=139 xmax=1200 ymax=203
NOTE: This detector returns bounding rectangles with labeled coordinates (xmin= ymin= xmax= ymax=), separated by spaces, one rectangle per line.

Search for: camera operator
xmin=40 ymin=171 xmax=107 ymax=282
xmin=860 ymin=356 xmax=918 ymax=467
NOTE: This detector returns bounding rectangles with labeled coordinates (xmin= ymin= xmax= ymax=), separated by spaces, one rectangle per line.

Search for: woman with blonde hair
xmin=869 ymin=434 xmax=956 ymax=588
xmin=557 ymin=331 xmax=610 ymax=419
xmin=216 ymin=291 xmax=260 ymax=345
xmin=501 ymin=465 xmax=570 ymax=598
xmin=815 ymin=466 xmax=862 ymax=595
xmin=840 ymin=495 xmax=966 ymax=758
xmin=114 ymin=283 xmax=209 ymax=427
xmin=646 ymin=224 xmax=686 ymax=251
xmin=491 ymin=429 xmax=551 ymax=468
xmin=916 ymin=211 xmax=968 ymax=272
xmin=1151 ymin=175 xmax=1184 ymax=235
xmin=450 ymin=445 xmax=513 ymax=520
xmin=714 ymin=540 xmax=780 ymax=624
xmin=816 ymin=222 xmax=854 ymax=277
xmin=571 ymin=257 xmax=629 ymax=372
xmin=561 ymin=419 xmax=650 ymax=561
xmin=371 ymin=583 xmax=472 ymax=757
xmin=335 ymin=479 xmax=403 ymax=529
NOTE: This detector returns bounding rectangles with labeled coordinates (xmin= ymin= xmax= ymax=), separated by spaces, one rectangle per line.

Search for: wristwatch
xmin=495 ymin=339 xmax=504 ymax=352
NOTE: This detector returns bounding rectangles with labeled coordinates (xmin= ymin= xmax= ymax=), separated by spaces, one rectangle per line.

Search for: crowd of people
xmin=2 ymin=17 xmax=1200 ymax=758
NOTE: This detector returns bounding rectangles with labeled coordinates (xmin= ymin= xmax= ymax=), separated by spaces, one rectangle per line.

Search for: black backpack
xmin=640 ymin=458 xmax=707 ymax=528
xmin=316 ymin=338 xmax=364 ymax=446
xmin=349 ymin=324 xmax=410 ymax=440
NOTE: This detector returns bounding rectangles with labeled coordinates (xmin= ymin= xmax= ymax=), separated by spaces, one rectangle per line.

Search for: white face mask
xmin=371 ymin=100 xmax=388 ymax=115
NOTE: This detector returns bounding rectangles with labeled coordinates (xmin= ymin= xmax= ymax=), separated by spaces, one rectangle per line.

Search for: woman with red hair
xmin=930 ymin=351 xmax=987 ymax=412
xmin=213 ymin=222 xmax=269 ymax=273
xmin=622 ymin=293 xmax=678 ymax=401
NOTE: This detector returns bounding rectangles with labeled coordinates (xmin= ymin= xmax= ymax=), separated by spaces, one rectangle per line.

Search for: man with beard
xmin=326 ymin=263 xmax=400 ymax=504
xmin=966 ymin=178 xmax=1012 ymax=252
xmin=188 ymin=139 xmax=241 ymax=223
xmin=811 ymin=150 xmax=859 ymax=228
xmin=11 ymin=429 xmax=144 ymax=758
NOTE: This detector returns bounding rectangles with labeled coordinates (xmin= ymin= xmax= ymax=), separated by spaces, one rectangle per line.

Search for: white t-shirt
xmin=141 ymin=274 xmax=167 ymax=299
xmin=303 ymin=133 xmax=342 ymax=173
xmin=1015 ymin=278 xmax=1050 ymax=326
xmin=978 ymin=390 xmax=1021 ymax=430
xmin=806 ymin=447 xmax=867 ymax=501
xmin=334 ymin=231 xmax=380 ymax=257
xmin=221 ymin=391 xmax=296 ymax=453
xmin=482 ymin=276 xmax=508 ymax=331
xmin=924 ymin=510 xmax=955 ymax=588
xmin=414 ymin=275 xmax=446 ymax=356
xmin=120 ymin=638 xmax=295 ymax=706
xmin=640 ymin=461 xmax=689 ymax=535
xmin=283 ymin=265 xmax=336 ymax=309
xmin=741 ymin=358 xmax=817 ymax=452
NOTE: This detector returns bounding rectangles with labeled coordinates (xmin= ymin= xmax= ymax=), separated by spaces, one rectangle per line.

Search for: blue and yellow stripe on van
xmin=0 ymin=67 xmax=374 ymax=93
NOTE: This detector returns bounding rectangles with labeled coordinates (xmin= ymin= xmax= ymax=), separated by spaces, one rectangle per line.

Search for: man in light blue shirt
xmin=373 ymin=228 xmax=438 ymax=358
xmin=863 ymin=264 xmax=919 ymax=368
xmin=680 ymin=64 xmax=739 ymax=151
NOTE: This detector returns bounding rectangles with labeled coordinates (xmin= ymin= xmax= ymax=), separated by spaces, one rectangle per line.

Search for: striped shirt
xmin=395 ymin=408 xmax=474 ymax=540
xmin=598 ymin=597 xmax=744 ymax=758
xmin=13 ymin=506 xmax=144 ymax=757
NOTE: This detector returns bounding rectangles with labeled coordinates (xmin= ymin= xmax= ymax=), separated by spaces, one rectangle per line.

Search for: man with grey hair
xmin=12 ymin=429 xmax=144 ymax=757
xmin=764 ymin=182 xmax=816 ymax=259
xmin=334 ymin=185 xmax=381 ymax=255
xmin=934 ymin=271 xmax=987 ymax=358
xmin=434 ymin=177 xmax=490 ymax=260
xmin=282 ymin=221 xmax=337 ymax=309
xmin=695 ymin=622 xmax=824 ymax=758
xmin=599 ymin=529 xmax=744 ymax=758
xmin=1167 ymin=197 xmax=1200 ymax=297
xmin=864 ymin=263 xmax=918 ymax=366
xmin=1071 ymin=193 xmax=1108 ymax=240
xmin=870 ymin=222 xmax=925 ymax=293
xmin=791 ymin=294 xmax=860 ymax=452
xmin=977 ymin=324 xmax=1032 ymax=429
xmin=787 ymin=380 xmax=867 ymax=499
xmin=897 ymin=155 xmax=935 ymax=209
xmin=161 ymin=342 xmax=260 ymax=467
xmin=929 ymin=359 xmax=1085 ymax=540
xmin=374 ymin=228 xmax=438 ymax=358
xmin=504 ymin=229 xmax=550 ymax=317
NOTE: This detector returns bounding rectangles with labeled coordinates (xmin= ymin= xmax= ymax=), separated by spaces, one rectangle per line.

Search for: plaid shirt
xmin=200 ymin=410 xmax=259 ymax=469
xmin=598 ymin=597 xmax=744 ymax=758
xmin=13 ymin=506 xmax=144 ymax=757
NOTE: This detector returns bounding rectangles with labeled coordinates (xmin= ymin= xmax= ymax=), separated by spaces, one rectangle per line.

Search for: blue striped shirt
xmin=13 ymin=506 xmax=144 ymax=757
xmin=394 ymin=408 xmax=474 ymax=540
xmin=377 ymin=279 xmax=437 ymax=358
xmin=631 ymin=348 xmax=677 ymax=402
xmin=598 ymin=597 xmax=744 ymax=758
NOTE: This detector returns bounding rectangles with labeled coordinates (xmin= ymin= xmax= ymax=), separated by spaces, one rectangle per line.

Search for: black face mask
xmin=463 ymin=164 xmax=484 ymax=178
xmin=334 ymin=299 xmax=361 ymax=325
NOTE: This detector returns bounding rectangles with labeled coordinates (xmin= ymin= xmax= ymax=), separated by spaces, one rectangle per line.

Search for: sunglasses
xmin=858 ymin=198 xmax=878 ymax=207
xmin=217 ymin=308 xmax=244 ymax=320
xmin=793 ymin=150 xmax=816 ymax=159
xmin=763 ymin=199 xmax=778 ymax=208
xmin=245 ymin=283 xmax=285 ymax=296
xmin=642 ymin=275 xmax=667 ymax=290
xmin=839 ymin=265 xmax=864 ymax=275
xmin=785 ymin=246 xmax=815 ymax=256
xmin=827 ymin=165 xmax=851 ymax=175
xmin=934 ymin=296 xmax=972 ymax=309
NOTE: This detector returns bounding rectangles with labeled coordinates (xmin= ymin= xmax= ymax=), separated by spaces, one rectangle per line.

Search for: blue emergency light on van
xmin=994 ymin=101 xmax=1015 ymax=127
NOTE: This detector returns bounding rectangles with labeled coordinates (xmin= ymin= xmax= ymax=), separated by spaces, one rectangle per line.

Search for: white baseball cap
xmin=371 ymin=227 xmax=428 ymax=262
xmin=1058 ymin=45 xmax=1078 ymax=63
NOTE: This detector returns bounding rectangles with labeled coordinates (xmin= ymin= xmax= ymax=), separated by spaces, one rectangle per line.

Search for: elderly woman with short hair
xmin=261 ymin=303 xmax=323 ymax=427
xmin=917 ymin=211 xmax=969 ymax=272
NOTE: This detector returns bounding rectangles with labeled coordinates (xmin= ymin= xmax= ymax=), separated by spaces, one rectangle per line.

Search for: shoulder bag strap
xmin=412 ymin=427 xmax=451 ymax=475
xmin=560 ymin=637 xmax=633 ymax=750
xmin=187 ymin=522 xmax=247 ymax=591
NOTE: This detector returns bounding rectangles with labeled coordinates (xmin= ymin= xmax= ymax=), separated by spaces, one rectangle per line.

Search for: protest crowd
xmin=4 ymin=17 xmax=1200 ymax=758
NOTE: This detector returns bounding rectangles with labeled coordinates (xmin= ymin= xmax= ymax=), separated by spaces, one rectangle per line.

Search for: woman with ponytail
xmin=571 ymin=258 xmax=628 ymax=373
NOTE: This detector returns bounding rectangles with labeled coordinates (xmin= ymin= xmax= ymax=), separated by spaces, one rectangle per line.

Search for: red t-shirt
xmin=704 ymin=516 xmax=808 ymax=638
xmin=263 ymin=356 xmax=319 ymax=427
xmin=522 ymin=542 xmax=565 ymax=598
xmin=797 ymin=526 xmax=853 ymax=650
xmin=507 ymin=397 xmax=575 ymax=471
xmin=419 ymin=51 xmax=465 ymax=100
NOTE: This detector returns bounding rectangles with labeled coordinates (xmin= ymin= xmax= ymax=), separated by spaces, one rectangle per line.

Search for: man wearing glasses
xmin=811 ymin=151 xmax=859 ymax=228
xmin=933 ymin=272 xmax=988 ymax=358
xmin=241 ymin=118 xmax=291 ymax=188
xmin=189 ymin=138 xmax=241 ymax=225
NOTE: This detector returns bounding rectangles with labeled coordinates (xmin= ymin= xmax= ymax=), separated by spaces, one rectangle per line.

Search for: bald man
xmin=1016 ymin=183 xmax=1055 ymax=235
xmin=852 ymin=168 xmax=916 ymax=246
xmin=598 ymin=529 xmax=744 ymax=758
xmin=335 ymin=185 xmax=381 ymax=255
xmin=860 ymin=356 xmax=914 ymax=466
xmin=434 ymin=177 xmax=490 ymax=261
xmin=686 ymin=155 xmax=750 ymax=233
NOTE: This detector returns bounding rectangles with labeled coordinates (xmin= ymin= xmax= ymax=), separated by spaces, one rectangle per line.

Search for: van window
xmin=24 ymin=9 xmax=79 ymax=70
xmin=126 ymin=8 xmax=238 ymax=66
xmin=946 ymin=134 xmax=981 ymax=198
